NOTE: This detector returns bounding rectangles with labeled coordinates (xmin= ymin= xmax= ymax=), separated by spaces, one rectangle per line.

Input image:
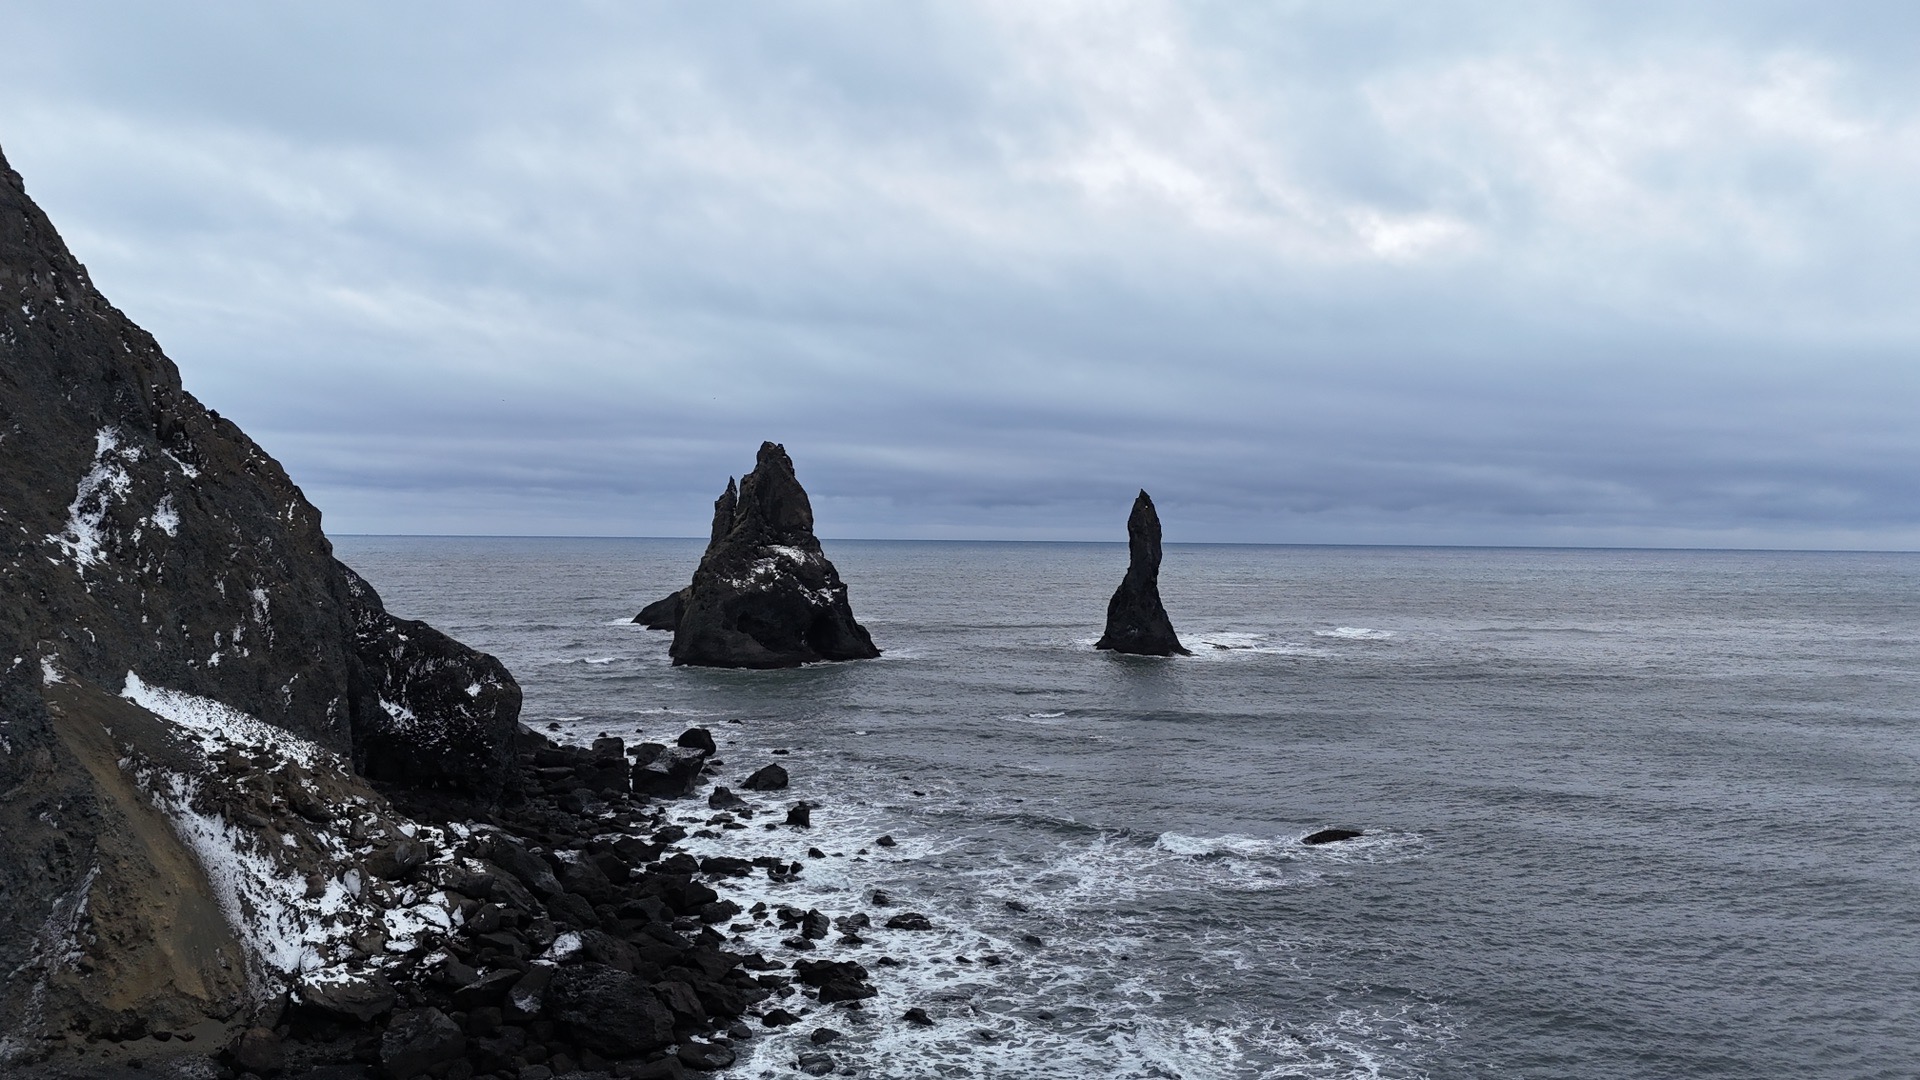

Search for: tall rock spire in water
xmin=1095 ymin=490 xmax=1190 ymax=656
xmin=667 ymin=442 xmax=879 ymax=667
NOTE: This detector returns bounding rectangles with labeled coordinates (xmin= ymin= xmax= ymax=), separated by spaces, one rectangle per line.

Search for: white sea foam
xmin=669 ymin=761 xmax=1438 ymax=1079
xmin=1314 ymin=627 xmax=1395 ymax=640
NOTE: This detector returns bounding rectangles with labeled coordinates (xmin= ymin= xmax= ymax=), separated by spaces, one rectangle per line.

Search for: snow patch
xmin=147 ymin=495 xmax=179 ymax=537
xmin=40 ymin=657 xmax=61 ymax=686
xmin=122 ymin=670 xmax=325 ymax=769
xmin=48 ymin=426 xmax=137 ymax=570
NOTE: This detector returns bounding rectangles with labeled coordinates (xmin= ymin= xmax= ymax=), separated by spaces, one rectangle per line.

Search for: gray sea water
xmin=333 ymin=537 xmax=1920 ymax=1080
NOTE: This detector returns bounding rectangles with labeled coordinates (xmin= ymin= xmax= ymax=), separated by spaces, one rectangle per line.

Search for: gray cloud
xmin=4 ymin=1 xmax=1917 ymax=547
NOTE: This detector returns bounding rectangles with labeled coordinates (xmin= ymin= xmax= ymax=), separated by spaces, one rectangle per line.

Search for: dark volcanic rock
xmin=378 ymin=1007 xmax=466 ymax=1078
xmin=742 ymin=764 xmax=789 ymax=791
xmin=1093 ymin=490 xmax=1190 ymax=657
xmin=634 ymin=478 xmax=737 ymax=630
xmin=0 ymin=143 xmax=521 ymax=1057
xmin=632 ymin=746 xmax=711 ymax=798
xmin=546 ymin=965 xmax=677 ymax=1057
xmin=1303 ymin=828 xmax=1364 ymax=846
xmin=667 ymin=443 xmax=880 ymax=668
xmin=298 ymin=971 xmax=397 ymax=1023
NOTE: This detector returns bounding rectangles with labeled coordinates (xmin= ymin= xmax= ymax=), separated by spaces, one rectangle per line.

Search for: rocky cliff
xmin=1094 ymin=490 xmax=1189 ymax=656
xmin=0 ymin=142 xmax=521 ymax=1061
xmin=668 ymin=443 xmax=879 ymax=667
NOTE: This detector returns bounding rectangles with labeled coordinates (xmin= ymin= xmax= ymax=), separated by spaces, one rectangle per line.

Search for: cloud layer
xmin=5 ymin=1 xmax=1917 ymax=546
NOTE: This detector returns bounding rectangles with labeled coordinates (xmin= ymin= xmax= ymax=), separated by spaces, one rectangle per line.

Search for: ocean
xmin=332 ymin=537 xmax=1920 ymax=1080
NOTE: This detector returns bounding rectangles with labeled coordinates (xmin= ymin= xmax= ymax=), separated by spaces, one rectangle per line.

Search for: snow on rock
xmin=123 ymin=671 xmax=323 ymax=770
xmin=113 ymin=672 xmax=470 ymax=1001
xmin=47 ymin=426 xmax=138 ymax=571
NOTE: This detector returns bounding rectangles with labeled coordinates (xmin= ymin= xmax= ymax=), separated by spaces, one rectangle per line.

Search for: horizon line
xmin=330 ymin=534 xmax=1920 ymax=556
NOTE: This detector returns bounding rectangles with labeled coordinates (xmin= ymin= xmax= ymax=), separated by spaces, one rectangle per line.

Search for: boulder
xmin=667 ymin=443 xmax=881 ymax=668
xmin=632 ymin=746 xmax=711 ymax=798
xmin=1093 ymin=490 xmax=1190 ymax=656
xmin=677 ymin=727 xmax=718 ymax=754
xmin=742 ymin=764 xmax=789 ymax=791
xmin=379 ymin=1007 xmax=467 ymax=1078
xmin=545 ymin=963 xmax=677 ymax=1057
xmin=298 ymin=970 xmax=397 ymax=1023
xmin=791 ymin=959 xmax=876 ymax=1003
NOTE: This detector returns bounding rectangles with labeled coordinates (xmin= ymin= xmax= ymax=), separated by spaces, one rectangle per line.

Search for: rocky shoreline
xmin=18 ymin=716 xmax=928 ymax=1080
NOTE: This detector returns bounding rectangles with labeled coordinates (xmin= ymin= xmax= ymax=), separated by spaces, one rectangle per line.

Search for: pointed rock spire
xmin=656 ymin=443 xmax=878 ymax=667
xmin=1094 ymin=490 xmax=1189 ymax=656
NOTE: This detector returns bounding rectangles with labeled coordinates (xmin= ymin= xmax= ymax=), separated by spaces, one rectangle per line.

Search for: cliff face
xmin=0 ymin=144 xmax=520 ymax=1057
xmin=669 ymin=442 xmax=879 ymax=667
xmin=1094 ymin=490 xmax=1189 ymax=656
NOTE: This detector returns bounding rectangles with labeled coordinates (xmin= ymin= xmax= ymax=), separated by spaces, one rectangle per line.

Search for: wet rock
xmin=797 ymin=1051 xmax=836 ymax=1076
xmin=801 ymin=909 xmax=831 ymax=940
xmin=742 ymin=764 xmax=788 ymax=791
xmin=633 ymin=747 xmax=711 ymax=798
xmin=677 ymin=727 xmax=719 ymax=755
xmin=299 ymin=970 xmax=397 ymax=1023
xmin=708 ymin=786 xmax=747 ymax=810
xmin=786 ymin=802 xmax=812 ymax=828
xmin=379 ymin=1007 xmax=467 ymax=1079
xmin=634 ymin=587 xmax=690 ymax=631
xmin=810 ymin=1027 xmax=842 ymax=1044
xmin=1303 ymin=828 xmax=1364 ymax=845
xmin=667 ymin=443 xmax=881 ymax=668
xmin=792 ymin=959 xmax=876 ymax=1003
xmin=875 ymin=834 xmax=896 ymax=848
xmin=761 ymin=1008 xmax=802 ymax=1027
xmin=902 ymin=1007 xmax=935 ymax=1027
xmin=885 ymin=912 xmax=933 ymax=931
xmin=677 ymin=1040 xmax=737 ymax=1070
xmin=1093 ymin=490 xmax=1190 ymax=656
xmin=870 ymin=890 xmax=891 ymax=906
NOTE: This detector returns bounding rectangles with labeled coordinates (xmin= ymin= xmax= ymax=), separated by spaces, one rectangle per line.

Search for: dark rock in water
xmin=708 ymin=786 xmax=748 ymax=810
xmin=668 ymin=443 xmax=880 ymax=668
xmin=792 ymin=959 xmax=876 ymax=1003
xmin=632 ymin=746 xmax=711 ymax=798
xmin=875 ymin=834 xmax=897 ymax=848
xmin=811 ymin=1026 xmax=843 ymax=1044
xmin=378 ymin=1007 xmax=466 ymax=1078
xmin=0 ymin=142 xmax=522 ymax=1052
xmin=635 ymin=478 xmax=738 ymax=630
xmin=885 ymin=912 xmax=933 ymax=931
xmin=1093 ymin=490 xmax=1190 ymax=657
xmin=761 ymin=1008 xmax=802 ymax=1028
xmin=903 ymin=1007 xmax=935 ymax=1027
xmin=677 ymin=727 xmax=719 ymax=755
xmin=786 ymin=802 xmax=813 ymax=828
xmin=678 ymin=1039 xmax=737 ymax=1070
xmin=743 ymin=763 xmax=789 ymax=791
xmin=634 ymin=586 xmax=688 ymax=630
xmin=1303 ymin=828 xmax=1364 ymax=846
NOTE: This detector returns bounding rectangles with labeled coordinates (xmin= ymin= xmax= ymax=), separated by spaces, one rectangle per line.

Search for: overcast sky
xmin=6 ymin=2 xmax=1918 ymax=546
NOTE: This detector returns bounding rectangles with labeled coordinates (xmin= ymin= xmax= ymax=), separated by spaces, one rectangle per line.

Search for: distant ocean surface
xmin=333 ymin=538 xmax=1920 ymax=1080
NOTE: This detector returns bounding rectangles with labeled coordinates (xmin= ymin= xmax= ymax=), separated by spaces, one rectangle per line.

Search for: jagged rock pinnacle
xmin=662 ymin=443 xmax=879 ymax=668
xmin=1094 ymin=490 xmax=1189 ymax=656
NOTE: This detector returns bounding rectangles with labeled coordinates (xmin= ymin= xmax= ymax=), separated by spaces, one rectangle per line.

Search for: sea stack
xmin=667 ymin=442 xmax=879 ymax=668
xmin=1095 ymin=490 xmax=1190 ymax=656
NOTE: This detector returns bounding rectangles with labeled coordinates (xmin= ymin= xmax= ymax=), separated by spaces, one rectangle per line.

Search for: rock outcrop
xmin=632 ymin=478 xmax=737 ymax=630
xmin=665 ymin=442 xmax=879 ymax=668
xmin=0 ymin=142 xmax=521 ymax=1061
xmin=1094 ymin=490 xmax=1190 ymax=656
